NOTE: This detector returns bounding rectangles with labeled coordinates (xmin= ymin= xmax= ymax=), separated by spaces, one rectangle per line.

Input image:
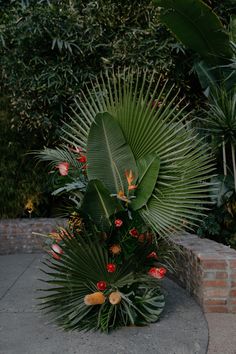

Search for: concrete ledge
xmin=0 ymin=219 xmax=236 ymax=313
xmin=169 ymin=233 xmax=236 ymax=314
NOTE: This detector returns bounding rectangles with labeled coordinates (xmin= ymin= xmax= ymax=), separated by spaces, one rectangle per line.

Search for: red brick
xmin=203 ymin=280 xmax=228 ymax=287
xmin=229 ymin=260 xmax=236 ymax=268
xmin=204 ymin=305 xmax=228 ymax=313
xmin=201 ymin=260 xmax=227 ymax=269
xmin=230 ymin=290 xmax=236 ymax=297
xmin=229 ymin=300 xmax=236 ymax=305
xmin=216 ymin=272 xmax=228 ymax=279
xmin=204 ymin=299 xmax=227 ymax=306
xmin=204 ymin=288 xmax=229 ymax=298
xmin=231 ymin=281 xmax=236 ymax=288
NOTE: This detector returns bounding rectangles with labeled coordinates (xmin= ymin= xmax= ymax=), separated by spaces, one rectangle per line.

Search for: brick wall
xmin=0 ymin=218 xmax=66 ymax=254
xmin=169 ymin=233 xmax=236 ymax=314
xmin=1 ymin=219 xmax=236 ymax=313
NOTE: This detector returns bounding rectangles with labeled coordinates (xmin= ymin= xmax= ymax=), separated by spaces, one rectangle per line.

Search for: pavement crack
xmin=0 ymin=255 xmax=38 ymax=301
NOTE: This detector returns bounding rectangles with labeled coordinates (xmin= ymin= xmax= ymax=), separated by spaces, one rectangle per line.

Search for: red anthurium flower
xmin=129 ymin=228 xmax=139 ymax=237
xmin=114 ymin=219 xmax=123 ymax=227
xmin=97 ymin=281 xmax=107 ymax=291
xmin=78 ymin=155 xmax=87 ymax=163
xmin=147 ymin=251 xmax=158 ymax=260
xmin=51 ymin=244 xmax=63 ymax=260
xmin=106 ymin=263 xmax=116 ymax=273
xmin=148 ymin=267 xmax=166 ymax=279
xmin=57 ymin=162 xmax=69 ymax=176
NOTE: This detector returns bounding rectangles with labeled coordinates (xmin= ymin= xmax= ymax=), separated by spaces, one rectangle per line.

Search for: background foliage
xmin=0 ymin=0 xmax=235 ymax=218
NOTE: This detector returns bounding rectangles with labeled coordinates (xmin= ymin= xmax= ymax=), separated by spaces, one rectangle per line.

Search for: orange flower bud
xmin=109 ymin=291 xmax=122 ymax=305
xmin=84 ymin=292 xmax=106 ymax=306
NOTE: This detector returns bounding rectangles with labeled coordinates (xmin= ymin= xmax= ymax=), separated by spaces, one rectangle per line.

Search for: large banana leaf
xmin=131 ymin=152 xmax=160 ymax=211
xmin=87 ymin=112 xmax=137 ymax=194
xmin=81 ymin=179 xmax=119 ymax=230
xmin=154 ymin=0 xmax=232 ymax=65
xmin=62 ymin=69 xmax=215 ymax=237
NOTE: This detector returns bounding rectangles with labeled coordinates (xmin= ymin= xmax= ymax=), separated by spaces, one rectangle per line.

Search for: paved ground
xmin=0 ymin=253 xmax=220 ymax=354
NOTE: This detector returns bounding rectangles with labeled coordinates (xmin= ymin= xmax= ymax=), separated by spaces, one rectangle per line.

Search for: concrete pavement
xmin=0 ymin=254 xmax=215 ymax=354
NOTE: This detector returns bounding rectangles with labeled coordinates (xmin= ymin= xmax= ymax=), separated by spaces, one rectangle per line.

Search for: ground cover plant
xmin=37 ymin=69 xmax=214 ymax=332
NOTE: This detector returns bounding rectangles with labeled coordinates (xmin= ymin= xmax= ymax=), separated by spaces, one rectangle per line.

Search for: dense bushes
xmin=0 ymin=0 xmax=234 ymax=218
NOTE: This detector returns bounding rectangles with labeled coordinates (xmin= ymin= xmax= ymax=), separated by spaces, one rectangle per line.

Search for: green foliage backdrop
xmin=0 ymin=0 xmax=234 ymax=217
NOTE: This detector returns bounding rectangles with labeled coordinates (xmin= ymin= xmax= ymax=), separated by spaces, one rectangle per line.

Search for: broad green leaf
xmin=131 ymin=153 xmax=160 ymax=210
xmin=87 ymin=112 xmax=137 ymax=194
xmin=154 ymin=0 xmax=232 ymax=65
xmin=80 ymin=179 xmax=118 ymax=230
xmin=61 ymin=69 xmax=215 ymax=237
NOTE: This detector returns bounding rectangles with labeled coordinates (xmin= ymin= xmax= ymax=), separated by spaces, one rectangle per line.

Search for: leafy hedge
xmin=0 ymin=0 xmax=234 ymax=217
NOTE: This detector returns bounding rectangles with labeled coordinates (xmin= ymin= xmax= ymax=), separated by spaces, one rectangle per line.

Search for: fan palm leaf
xmin=39 ymin=233 xmax=164 ymax=332
xmin=61 ymin=69 xmax=214 ymax=236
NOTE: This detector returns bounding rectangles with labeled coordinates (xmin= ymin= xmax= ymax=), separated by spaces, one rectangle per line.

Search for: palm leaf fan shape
xmin=39 ymin=233 xmax=164 ymax=332
xmin=62 ymin=69 xmax=215 ymax=236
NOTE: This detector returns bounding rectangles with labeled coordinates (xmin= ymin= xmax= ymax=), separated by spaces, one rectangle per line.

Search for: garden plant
xmin=37 ymin=69 xmax=214 ymax=332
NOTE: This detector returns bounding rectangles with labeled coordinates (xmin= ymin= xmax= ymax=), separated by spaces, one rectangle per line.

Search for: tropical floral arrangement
xmin=38 ymin=69 xmax=214 ymax=332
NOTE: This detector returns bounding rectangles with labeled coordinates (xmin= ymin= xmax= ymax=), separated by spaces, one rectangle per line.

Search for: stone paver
xmin=0 ymin=254 xmax=208 ymax=354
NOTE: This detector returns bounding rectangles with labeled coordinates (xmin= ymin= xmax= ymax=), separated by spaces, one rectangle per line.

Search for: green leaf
xmin=81 ymin=179 xmax=118 ymax=230
xmin=131 ymin=152 xmax=160 ymax=210
xmin=61 ymin=69 xmax=215 ymax=237
xmin=193 ymin=60 xmax=217 ymax=96
xmin=87 ymin=112 xmax=137 ymax=194
xmin=154 ymin=0 xmax=232 ymax=65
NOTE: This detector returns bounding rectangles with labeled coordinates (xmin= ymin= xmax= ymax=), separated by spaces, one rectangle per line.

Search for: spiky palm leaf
xmin=62 ymin=69 xmax=215 ymax=236
xmin=39 ymin=233 xmax=164 ymax=332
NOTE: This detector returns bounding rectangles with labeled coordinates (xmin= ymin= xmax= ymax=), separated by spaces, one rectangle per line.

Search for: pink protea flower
xmin=57 ymin=162 xmax=69 ymax=176
xmin=148 ymin=267 xmax=166 ymax=279
xmin=129 ymin=228 xmax=139 ymax=238
xmin=51 ymin=244 xmax=63 ymax=260
xmin=114 ymin=219 xmax=123 ymax=228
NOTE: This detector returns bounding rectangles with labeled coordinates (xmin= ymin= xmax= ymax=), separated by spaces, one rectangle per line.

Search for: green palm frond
xmin=39 ymin=233 xmax=164 ymax=332
xmin=62 ymin=69 xmax=215 ymax=236
xmin=36 ymin=146 xmax=82 ymax=170
xmin=205 ymin=87 xmax=236 ymax=145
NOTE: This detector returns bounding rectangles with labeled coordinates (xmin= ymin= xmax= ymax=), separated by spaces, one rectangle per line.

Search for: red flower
xmin=57 ymin=162 xmax=69 ymax=176
xmin=148 ymin=267 xmax=166 ymax=279
xmin=51 ymin=244 xmax=63 ymax=260
xmin=114 ymin=219 xmax=123 ymax=228
xmin=147 ymin=251 xmax=158 ymax=260
xmin=129 ymin=228 xmax=139 ymax=237
xmin=106 ymin=263 xmax=116 ymax=273
xmin=97 ymin=281 xmax=107 ymax=291
xmin=78 ymin=155 xmax=87 ymax=163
